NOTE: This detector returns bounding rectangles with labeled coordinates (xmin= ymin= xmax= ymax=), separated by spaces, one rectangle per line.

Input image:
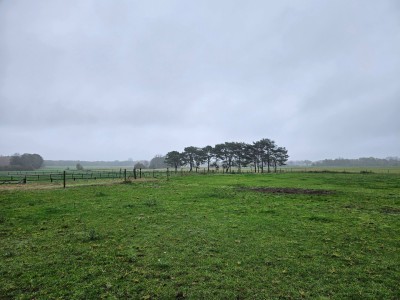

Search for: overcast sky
xmin=1 ymin=0 xmax=399 ymax=161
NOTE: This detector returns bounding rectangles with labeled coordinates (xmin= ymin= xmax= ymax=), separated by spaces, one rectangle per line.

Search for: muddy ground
xmin=241 ymin=187 xmax=335 ymax=195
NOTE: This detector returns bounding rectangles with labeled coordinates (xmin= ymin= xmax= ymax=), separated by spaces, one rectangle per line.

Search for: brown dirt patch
xmin=0 ymin=178 xmax=157 ymax=191
xmin=242 ymin=187 xmax=334 ymax=195
xmin=380 ymin=206 xmax=400 ymax=215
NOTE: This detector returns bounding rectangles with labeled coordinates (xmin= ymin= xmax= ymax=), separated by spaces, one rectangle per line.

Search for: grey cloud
xmin=1 ymin=0 xmax=399 ymax=160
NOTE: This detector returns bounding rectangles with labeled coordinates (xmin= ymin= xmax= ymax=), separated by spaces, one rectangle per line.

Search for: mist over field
xmin=1 ymin=0 xmax=399 ymax=161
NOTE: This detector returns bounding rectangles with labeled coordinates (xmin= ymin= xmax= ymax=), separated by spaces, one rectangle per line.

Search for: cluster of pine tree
xmin=164 ymin=138 xmax=288 ymax=173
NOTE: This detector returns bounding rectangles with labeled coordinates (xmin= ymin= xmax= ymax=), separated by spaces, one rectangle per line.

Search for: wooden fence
xmin=0 ymin=167 xmax=261 ymax=187
xmin=0 ymin=169 xmax=170 ymax=187
xmin=1 ymin=167 xmax=392 ymax=187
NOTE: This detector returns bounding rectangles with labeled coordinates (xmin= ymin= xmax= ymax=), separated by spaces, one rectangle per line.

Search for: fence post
xmin=63 ymin=171 xmax=66 ymax=189
xmin=133 ymin=168 xmax=137 ymax=179
xmin=124 ymin=169 xmax=127 ymax=181
xmin=139 ymin=168 xmax=142 ymax=179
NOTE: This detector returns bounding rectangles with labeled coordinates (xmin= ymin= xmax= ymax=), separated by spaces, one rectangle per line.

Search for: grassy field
xmin=282 ymin=166 xmax=400 ymax=174
xmin=0 ymin=173 xmax=399 ymax=299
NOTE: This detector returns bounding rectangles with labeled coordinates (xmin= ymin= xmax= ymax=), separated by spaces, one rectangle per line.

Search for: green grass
xmin=1 ymin=173 xmax=399 ymax=299
xmin=281 ymin=166 xmax=400 ymax=174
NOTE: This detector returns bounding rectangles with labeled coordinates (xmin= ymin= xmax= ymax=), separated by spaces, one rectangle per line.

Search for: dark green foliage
xmin=167 ymin=138 xmax=289 ymax=173
xmin=214 ymin=142 xmax=236 ymax=172
xmin=164 ymin=151 xmax=183 ymax=172
xmin=182 ymin=146 xmax=198 ymax=172
xmin=202 ymin=145 xmax=214 ymax=172
xmin=9 ymin=153 xmax=44 ymax=170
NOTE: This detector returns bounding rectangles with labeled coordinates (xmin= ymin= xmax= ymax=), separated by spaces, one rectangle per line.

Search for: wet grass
xmin=0 ymin=173 xmax=399 ymax=299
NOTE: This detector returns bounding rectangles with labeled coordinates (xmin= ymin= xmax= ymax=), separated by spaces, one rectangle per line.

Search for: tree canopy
xmin=164 ymin=151 xmax=183 ymax=172
xmin=9 ymin=153 xmax=44 ymax=170
xmin=164 ymin=139 xmax=289 ymax=173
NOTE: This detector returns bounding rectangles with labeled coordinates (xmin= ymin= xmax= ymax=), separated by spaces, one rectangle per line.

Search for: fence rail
xmin=0 ymin=168 xmax=178 ymax=187
xmin=1 ymin=167 xmax=398 ymax=186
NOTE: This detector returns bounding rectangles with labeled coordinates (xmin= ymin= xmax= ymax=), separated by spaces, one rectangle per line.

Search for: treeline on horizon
xmin=42 ymin=156 xmax=400 ymax=169
xmin=43 ymin=160 xmax=137 ymax=167
xmin=2 ymin=154 xmax=399 ymax=171
xmin=0 ymin=153 xmax=44 ymax=171
xmin=312 ymin=157 xmax=400 ymax=167
xmin=164 ymin=138 xmax=289 ymax=173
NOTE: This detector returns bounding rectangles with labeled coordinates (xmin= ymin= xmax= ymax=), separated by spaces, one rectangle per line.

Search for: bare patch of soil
xmin=0 ymin=183 xmax=61 ymax=191
xmin=381 ymin=206 xmax=400 ymax=215
xmin=242 ymin=187 xmax=334 ymax=195
xmin=0 ymin=178 xmax=157 ymax=191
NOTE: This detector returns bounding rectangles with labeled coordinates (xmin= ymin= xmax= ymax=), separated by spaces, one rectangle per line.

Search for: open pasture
xmin=2 ymin=166 xmax=400 ymax=186
xmin=0 ymin=172 xmax=399 ymax=299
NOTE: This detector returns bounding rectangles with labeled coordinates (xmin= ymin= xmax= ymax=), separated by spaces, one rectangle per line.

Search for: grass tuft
xmin=82 ymin=228 xmax=101 ymax=242
xmin=95 ymin=191 xmax=107 ymax=197
xmin=144 ymin=198 xmax=157 ymax=207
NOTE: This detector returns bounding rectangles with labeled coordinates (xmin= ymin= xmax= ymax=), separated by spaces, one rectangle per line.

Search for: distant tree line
xmin=44 ymin=160 xmax=148 ymax=168
xmin=0 ymin=156 xmax=11 ymax=167
xmin=0 ymin=153 xmax=44 ymax=171
xmin=148 ymin=155 xmax=167 ymax=169
xmin=312 ymin=157 xmax=400 ymax=167
xmin=164 ymin=138 xmax=289 ymax=173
